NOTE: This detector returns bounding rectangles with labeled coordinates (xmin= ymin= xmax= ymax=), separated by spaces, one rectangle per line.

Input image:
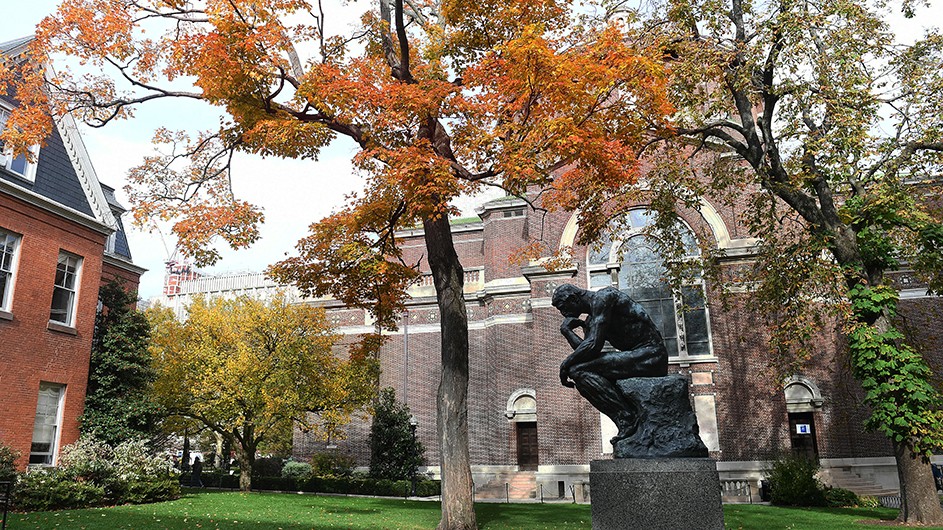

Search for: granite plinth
xmin=589 ymin=458 xmax=724 ymax=530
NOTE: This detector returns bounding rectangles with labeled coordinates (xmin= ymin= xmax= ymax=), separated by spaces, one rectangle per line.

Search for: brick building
xmin=0 ymin=36 xmax=144 ymax=468
xmin=281 ymin=191 xmax=943 ymax=497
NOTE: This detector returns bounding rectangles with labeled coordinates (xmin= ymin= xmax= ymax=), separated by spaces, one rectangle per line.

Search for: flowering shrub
xmin=0 ymin=442 xmax=18 ymax=482
xmin=13 ymin=436 xmax=180 ymax=511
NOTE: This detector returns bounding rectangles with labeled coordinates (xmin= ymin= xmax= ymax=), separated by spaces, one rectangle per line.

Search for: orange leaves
xmin=36 ymin=0 xmax=136 ymax=63
xmin=0 ymin=42 xmax=54 ymax=160
xmin=454 ymin=23 xmax=671 ymax=211
xmin=126 ymin=128 xmax=263 ymax=266
xmin=269 ymin=204 xmax=420 ymax=330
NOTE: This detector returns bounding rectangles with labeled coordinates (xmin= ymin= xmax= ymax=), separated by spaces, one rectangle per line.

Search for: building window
xmin=0 ymin=229 xmax=20 ymax=312
xmin=587 ymin=208 xmax=712 ymax=359
xmin=30 ymin=382 xmax=65 ymax=465
xmin=50 ymin=252 xmax=82 ymax=326
xmin=0 ymin=105 xmax=40 ymax=181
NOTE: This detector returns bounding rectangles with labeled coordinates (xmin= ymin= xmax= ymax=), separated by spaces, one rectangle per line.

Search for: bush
xmin=766 ymin=454 xmax=827 ymax=507
xmin=252 ymin=457 xmax=286 ymax=478
xmin=12 ymin=436 xmax=179 ymax=511
xmin=310 ymin=452 xmax=356 ymax=477
xmin=369 ymin=388 xmax=424 ymax=480
xmin=281 ymin=460 xmax=313 ymax=480
xmin=824 ymin=486 xmax=861 ymax=507
xmin=13 ymin=468 xmax=105 ymax=511
xmin=858 ymin=495 xmax=881 ymax=508
xmin=123 ymin=478 xmax=181 ymax=504
xmin=0 ymin=443 xmax=19 ymax=482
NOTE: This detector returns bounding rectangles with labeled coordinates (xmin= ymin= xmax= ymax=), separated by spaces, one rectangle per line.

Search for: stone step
xmin=821 ymin=469 xmax=898 ymax=497
xmin=476 ymin=472 xmax=536 ymax=499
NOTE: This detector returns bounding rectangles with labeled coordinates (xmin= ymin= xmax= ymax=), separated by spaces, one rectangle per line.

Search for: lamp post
xmin=409 ymin=415 xmax=418 ymax=496
xmin=403 ymin=308 xmax=409 ymax=406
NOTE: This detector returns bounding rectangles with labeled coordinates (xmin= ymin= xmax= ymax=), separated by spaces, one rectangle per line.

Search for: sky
xmin=1 ymin=0 xmax=941 ymax=300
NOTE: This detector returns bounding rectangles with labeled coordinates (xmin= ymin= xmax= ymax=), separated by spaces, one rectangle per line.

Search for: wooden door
xmin=516 ymin=422 xmax=539 ymax=471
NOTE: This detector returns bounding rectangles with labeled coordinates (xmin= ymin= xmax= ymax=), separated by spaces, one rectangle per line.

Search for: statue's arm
xmin=560 ymin=317 xmax=586 ymax=350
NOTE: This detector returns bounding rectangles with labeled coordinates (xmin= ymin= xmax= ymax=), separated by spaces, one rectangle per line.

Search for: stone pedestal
xmin=590 ymin=458 xmax=724 ymax=530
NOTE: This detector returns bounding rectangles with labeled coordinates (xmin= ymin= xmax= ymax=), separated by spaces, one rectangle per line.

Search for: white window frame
xmin=0 ymin=104 xmax=40 ymax=182
xmin=29 ymin=382 xmax=66 ymax=466
xmin=50 ymin=251 xmax=82 ymax=327
xmin=0 ymin=228 xmax=20 ymax=312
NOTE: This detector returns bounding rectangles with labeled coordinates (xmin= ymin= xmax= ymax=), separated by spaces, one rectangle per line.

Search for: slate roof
xmin=100 ymin=184 xmax=133 ymax=260
xmin=0 ymin=36 xmax=116 ymax=230
xmin=0 ymin=36 xmax=33 ymax=55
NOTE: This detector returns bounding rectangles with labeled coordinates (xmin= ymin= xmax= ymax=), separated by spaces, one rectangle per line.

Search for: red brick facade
xmin=293 ymin=193 xmax=943 ymax=491
xmin=0 ymin=192 xmax=109 ymax=468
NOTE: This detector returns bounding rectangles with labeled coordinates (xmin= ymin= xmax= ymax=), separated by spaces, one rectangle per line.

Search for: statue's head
xmin=551 ymin=284 xmax=585 ymax=317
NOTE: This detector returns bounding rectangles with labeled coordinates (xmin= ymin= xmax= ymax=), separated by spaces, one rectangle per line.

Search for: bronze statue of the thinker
xmin=552 ymin=284 xmax=669 ymax=444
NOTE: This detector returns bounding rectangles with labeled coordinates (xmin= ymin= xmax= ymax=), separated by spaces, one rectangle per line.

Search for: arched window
xmin=587 ymin=209 xmax=712 ymax=359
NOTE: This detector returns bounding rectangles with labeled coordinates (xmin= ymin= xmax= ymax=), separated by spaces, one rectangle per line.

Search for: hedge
xmin=181 ymin=472 xmax=440 ymax=497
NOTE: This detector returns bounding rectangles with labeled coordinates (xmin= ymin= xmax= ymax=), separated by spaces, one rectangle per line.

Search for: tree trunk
xmin=423 ymin=214 xmax=477 ymax=530
xmin=234 ymin=426 xmax=255 ymax=493
xmin=895 ymin=441 xmax=943 ymax=524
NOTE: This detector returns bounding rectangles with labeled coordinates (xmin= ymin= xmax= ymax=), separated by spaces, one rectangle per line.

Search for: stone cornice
xmin=103 ymin=253 xmax=147 ymax=276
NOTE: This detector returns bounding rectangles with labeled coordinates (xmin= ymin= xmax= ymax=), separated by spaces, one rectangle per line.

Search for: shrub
xmin=0 ymin=443 xmax=19 ymax=482
xmin=123 ymin=478 xmax=181 ymax=504
xmin=824 ymin=486 xmax=861 ymax=507
xmin=858 ymin=495 xmax=881 ymax=508
xmin=766 ymin=454 xmax=827 ymax=507
xmin=13 ymin=436 xmax=179 ymax=511
xmin=310 ymin=452 xmax=356 ymax=477
xmin=369 ymin=388 xmax=424 ymax=480
xmin=281 ymin=460 xmax=313 ymax=480
xmin=252 ymin=457 xmax=286 ymax=478
xmin=13 ymin=468 xmax=105 ymax=511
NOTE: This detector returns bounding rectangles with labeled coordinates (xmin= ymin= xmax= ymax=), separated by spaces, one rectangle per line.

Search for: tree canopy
xmin=616 ymin=0 xmax=943 ymax=523
xmin=5 ymin=2 xmax=674 ymax=527
xmin=147 ymin=294 xmax=376 ymax=491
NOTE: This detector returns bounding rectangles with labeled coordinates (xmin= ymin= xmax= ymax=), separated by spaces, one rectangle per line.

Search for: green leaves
xmin=847 ymin=283 xmax=943 ymax=458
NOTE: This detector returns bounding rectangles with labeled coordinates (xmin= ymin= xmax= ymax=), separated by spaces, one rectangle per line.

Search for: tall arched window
xmin=587 ymin=209 xmax=712 ymax=359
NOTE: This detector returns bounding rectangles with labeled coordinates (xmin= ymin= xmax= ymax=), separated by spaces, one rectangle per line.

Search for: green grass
xmin=6 ymin=491 xmax=943 ymax=529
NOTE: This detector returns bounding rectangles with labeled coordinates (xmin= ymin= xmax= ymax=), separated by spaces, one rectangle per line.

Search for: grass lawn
xmin=6 ymin=491 xmax=943 ymax=529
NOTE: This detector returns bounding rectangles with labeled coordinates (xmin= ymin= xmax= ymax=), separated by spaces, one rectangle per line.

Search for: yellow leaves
xmin=147 ymin=294 xmax=376 ymax=443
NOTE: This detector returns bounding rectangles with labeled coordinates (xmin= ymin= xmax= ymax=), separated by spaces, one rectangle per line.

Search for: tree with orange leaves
xmin=4 ymin=2 xmax=671 ymax=527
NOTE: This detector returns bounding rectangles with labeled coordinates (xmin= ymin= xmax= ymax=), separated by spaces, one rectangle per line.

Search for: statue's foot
xmin=610 ymin=421 xmax=638 ymax=445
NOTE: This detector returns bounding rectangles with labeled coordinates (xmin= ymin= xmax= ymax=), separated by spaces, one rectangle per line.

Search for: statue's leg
xmin=569 ymin=370 xmax=638 ymax=441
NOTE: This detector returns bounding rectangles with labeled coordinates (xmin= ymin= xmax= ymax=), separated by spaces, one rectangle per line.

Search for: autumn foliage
xmin=147 ymin=295 xmax=377 ymax=492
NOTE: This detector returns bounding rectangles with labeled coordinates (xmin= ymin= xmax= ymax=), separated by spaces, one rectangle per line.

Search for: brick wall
xmin=0 ymin=192 xmax=107 ymax=469
xmin=293 ymin=193 xmax=942 ymax=472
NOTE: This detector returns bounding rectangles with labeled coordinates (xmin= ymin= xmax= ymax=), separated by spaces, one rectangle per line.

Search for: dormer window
xmin=0 ymin=105 xmax=39 ymax=182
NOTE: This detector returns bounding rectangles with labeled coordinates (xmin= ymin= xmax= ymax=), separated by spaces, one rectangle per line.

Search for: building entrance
xmin=788 ymin=411 xmax=818 ymax=460
xmin=516 ymin=422 xmax=539 ymax=471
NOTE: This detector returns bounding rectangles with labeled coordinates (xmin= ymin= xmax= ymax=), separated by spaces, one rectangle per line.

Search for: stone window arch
xmin=586 ymin=208 xmax=713 ymax=360
xmin=504 ymin=389 xmax=537 ymax=422
xmin=784 ymin=376 xmax=824 ymax=413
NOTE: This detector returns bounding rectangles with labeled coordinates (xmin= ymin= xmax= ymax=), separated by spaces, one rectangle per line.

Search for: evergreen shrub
xmin=766 ymin=454 xmax=827 ymax=507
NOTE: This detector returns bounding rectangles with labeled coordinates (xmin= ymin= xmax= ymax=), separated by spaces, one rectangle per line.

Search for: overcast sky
xmin=1 ymin=1 xmax=941 ymax=300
